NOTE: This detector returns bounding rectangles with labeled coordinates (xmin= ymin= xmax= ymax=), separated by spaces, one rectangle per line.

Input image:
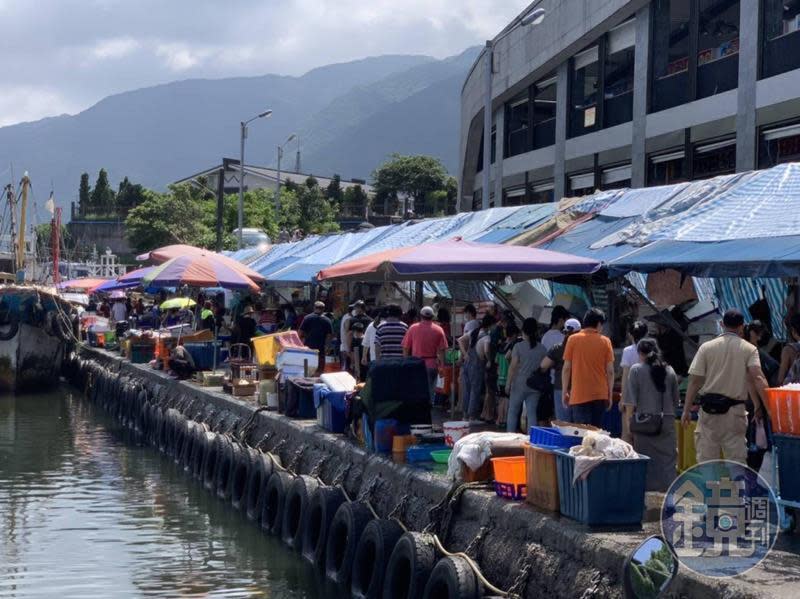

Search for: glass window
xmin=600 ymin=164 xmax=632 ymax=190
xmin=604 ymin=21 xmax=635 ymax=127
xmin=696 ymin=0 xmax=739 ymax=99
xmin=568 ymin=171 xmax=595 ymax=196
xmin=648 ymin=150 xmax=687 ymax=185
xmin=530 ymin=182 xmax=555 ymax=204
xmin=570 ymin=47 xmax=599 ymax=137
xmin=533 ymin=75 xmax=556 ymax=149
xmin=693 ymin=139 xmax=736 ymax=178
xmin=762 ymin=0 xmax=800 ymax=78
xmin=503 ymin=186 xmax=527 ymax=206
xmin=759 ymin=122 xmax=800 ymax=167
xmin=505 ymin=91 xmax=530 ymax=157
xmin=651 ymin=0 xmax=691 ymax=112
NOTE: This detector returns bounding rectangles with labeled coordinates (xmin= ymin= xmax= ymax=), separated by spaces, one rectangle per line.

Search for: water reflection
xmin=0 ymin=389 xmax=322 ymax=598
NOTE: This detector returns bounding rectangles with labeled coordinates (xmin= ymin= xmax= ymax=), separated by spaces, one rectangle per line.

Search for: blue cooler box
xmin=555 ymin=450 xmax=649 ymax=525
xmin=774 ymin=434 xmax=800 ymax=502
xmin=313 ymin=385 xmax=349 ymax=434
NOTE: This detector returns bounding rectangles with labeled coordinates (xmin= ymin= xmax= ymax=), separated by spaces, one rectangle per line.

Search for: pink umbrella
xmin=137 ymin=245 xmax=265 ymax=283
xmin=143 ymin=254 xmax=260 ymax=292
xmin=57 ymin=277 xmax=112 ymax=293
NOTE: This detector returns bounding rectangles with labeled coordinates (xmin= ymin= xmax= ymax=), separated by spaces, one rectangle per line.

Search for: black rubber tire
xmin=260 ymin=470 xmax=293 ymax=536
xmin=151 ymin=406 xmax=165 ymax=450
xmin=324 ymin=501 xmax=373 ymax=586
xmin=281 ymin=475 xmax=320 ymax=551
xmin=382 ymin=532 xmax=437 ymax=599
xmin=170 ymin=412 xmax=188 ymax=462
xmin=203 ymin=434 xmax=223 ymax=493
xmin=351 ymin=519 xmax=405 ymax=599
xmin=230 ymin=447 xmax=257 ymax=512
xmin=192 ymin=430 xmax=213 ymax=480
xmin=301 ymin=486 xmax=347 ymax=567
xmin=161 ymin=410 xmax=177 ymax=456
xmin=215 ymin=437 xmax=240 ymax=501
xmin=422 ymin=556 xmax=479 ymax=599
xmin=246 ymin=453 xmax=277 ymax=522
xmin=180 ymin=422 xmax=200 ymax=469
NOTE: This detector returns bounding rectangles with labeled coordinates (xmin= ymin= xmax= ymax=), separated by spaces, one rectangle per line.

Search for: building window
xmin=651 ymin=0 xmax=691 ymax=112
xmin=530 ymin=181 xmax=555 ymax=203
xmin=648 ymin=150 xmax=687 ymax=185
xmin=693 ymin=138 xmax=736 ymax=178
xmin=696 ymin=0 xmax=739 ymax=99
xmin=533 ymin=75 xmax=557 ymax=149
xmin=505 ymin=92 xmax=530 ymax=157
xmin=762 ymin=0 xmax=800 ymax=78
xmin=600 ymin=164 xmax=632 ymax=190
xmin=604 ymin=21 xmax=635 ymax=128
xmin=568 ymin=171 xmax=595 ymax=196
xmin=503 ymin=186 xmax=527 ymax=206
xmin=759 ymin=121 xmax=800 ymax=167
xmin=570 ymin=46 xmax=600 ymax=137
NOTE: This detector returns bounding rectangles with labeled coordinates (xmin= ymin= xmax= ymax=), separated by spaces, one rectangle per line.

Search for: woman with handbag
xmin=505 ymin=318 xmax=547 ymax=433
xmin=622 ymin=338 xmax=678 ymax=492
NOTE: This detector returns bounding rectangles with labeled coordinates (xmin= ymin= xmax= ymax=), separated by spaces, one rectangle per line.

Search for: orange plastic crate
xmin=491 ymin=456 xmax=527 ymax=499
xmin=766 ymin=388 xmax=800 ymax=435
xmin=524 ymin=443 xmax=559 ymax=511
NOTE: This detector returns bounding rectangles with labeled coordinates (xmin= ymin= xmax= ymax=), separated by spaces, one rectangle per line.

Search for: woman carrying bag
xmin=622 ymin=338 xmax=678 ymax=492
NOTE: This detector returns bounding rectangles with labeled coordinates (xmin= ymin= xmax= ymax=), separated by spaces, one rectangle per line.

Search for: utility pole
xmin=216 ymin=165 xmax=224 ymax=252
xmin=295 ymin=135 xmax=301 ymax=173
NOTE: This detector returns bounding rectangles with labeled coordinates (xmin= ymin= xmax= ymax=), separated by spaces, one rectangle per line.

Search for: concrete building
xmin=459 ymin=0 xmax=800 ymax=210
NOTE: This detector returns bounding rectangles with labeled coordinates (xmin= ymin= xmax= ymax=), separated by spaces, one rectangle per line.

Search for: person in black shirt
xmin=233 ymin=305 xmax=257 ymax=345
xmin=299 ymin=301 xmax=334 ymax=374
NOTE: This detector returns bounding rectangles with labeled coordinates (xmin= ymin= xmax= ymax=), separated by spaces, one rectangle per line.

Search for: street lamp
xmin=239 ymin=109 xmax=272 ymax=249
xmin=481 ymin=6 xmax=546 ymax=210
xmin=275 ymin=133 xmax=296 ymax=213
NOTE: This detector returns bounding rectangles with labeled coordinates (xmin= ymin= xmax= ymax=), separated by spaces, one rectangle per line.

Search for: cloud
xmin=0 ymin=85 xmax=79 ymax=127
xmin=0 ymin=0 xmax=531 ymax=125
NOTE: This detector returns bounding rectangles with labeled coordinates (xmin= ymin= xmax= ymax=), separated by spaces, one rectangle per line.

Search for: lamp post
xmin=481 ymin=6 xmax=546 ymax=210
xmin=239 ymin=109 xmax=272 ymax=249
xmin=275 ymin=133 xmax=296 ymax=213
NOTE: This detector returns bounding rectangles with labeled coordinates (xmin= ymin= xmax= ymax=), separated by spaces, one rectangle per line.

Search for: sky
xmin=0 ymin=0 xmax=532 ymax=127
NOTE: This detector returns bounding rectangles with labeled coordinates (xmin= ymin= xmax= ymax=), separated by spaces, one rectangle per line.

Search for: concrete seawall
xmin=68 ymin=346 xmax=786 ymax=599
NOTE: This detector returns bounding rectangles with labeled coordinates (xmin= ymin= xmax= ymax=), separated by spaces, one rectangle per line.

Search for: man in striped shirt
xmin=374 ymin=304 xmax=408 ymax=360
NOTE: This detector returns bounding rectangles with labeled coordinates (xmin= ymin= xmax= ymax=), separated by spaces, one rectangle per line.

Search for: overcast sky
xmin=0 ymin=0 xmax=532 ymax=127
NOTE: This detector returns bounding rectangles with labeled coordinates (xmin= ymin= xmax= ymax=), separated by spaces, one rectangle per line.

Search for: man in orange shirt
xmin=561 ymin=308 xmax=614 ymax=427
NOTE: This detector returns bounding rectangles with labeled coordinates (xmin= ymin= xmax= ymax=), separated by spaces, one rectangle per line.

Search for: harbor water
xmin=0 ymin=388 xmax=322 ymax=598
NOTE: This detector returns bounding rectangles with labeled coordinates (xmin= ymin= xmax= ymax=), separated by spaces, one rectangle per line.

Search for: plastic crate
xmin=555 ymin=451 xmax=649 ymax=526
xmin=492 ymin=456 xmax=527 ymax=500
xmin=286 ymin=378 xmax=318 ymax=419
xmin=675 ymin=417 xmax=698 ymax=473
xmin=529 ymin=426 xmax=583 ymax=450
xmin=313 ymin=385 xmax=348 ymax=434
xmin=766 ymin=388 xmax=800 ymax=435
xmin=774 ymin=434 xmax=800 ymax=502
xmin=252 ymin=331 xmax=305 ymax=366
xmin=525 ymin=443 xmax=559 ymax=511
xmin=184 ymin=342 xmax=217 ymax=370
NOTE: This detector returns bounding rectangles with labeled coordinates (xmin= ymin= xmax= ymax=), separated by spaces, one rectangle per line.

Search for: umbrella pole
xmin=451 ymin=296 xmax=457 ymax=420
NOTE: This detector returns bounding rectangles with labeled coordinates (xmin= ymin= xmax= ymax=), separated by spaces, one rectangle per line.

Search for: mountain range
xmin=0 ymin=47 xmax=479 ymax=219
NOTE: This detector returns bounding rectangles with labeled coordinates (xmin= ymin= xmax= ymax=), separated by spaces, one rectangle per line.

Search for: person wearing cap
xmin=347 ymin=300 xmax=372 ymax=374
xmin=541 ymin=305 xmax=571 ymax=351
xmin=299 ymin=301 xmax=333 ymax=374
xmin=562 ymin=308 xmax=614 ymax=427
xmin=403 ymin=306 xmax=449 ymax=401
xmin=541 ymin=317 xmax=582 ymax=422
xmin=233 ymin=304 xmax=257 ymax=345
xmin=681 ymin=309 xmax=768 ymax=464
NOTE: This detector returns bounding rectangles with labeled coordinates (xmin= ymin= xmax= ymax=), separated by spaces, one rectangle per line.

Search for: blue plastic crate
xmin=184 ymin=342 xmax=217 ymax=370
xmin=406 ymin=444 xmax=450 ymax=462
xmin=494 ymin=481 xmax=527 ymax=500
xmin=529 ymin=427 xmax=583 ymax=450
xmin=313 ymin=385 xmax=348 ymax=434
xmin=774 ymin=434 xmax=800 ymax=502
xmin=555 ymin=450 xmax=649 ymax=525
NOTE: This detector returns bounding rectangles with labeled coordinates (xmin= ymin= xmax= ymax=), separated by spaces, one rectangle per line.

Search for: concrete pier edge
xmin=73 ymin=346 xmax=772 ymax=598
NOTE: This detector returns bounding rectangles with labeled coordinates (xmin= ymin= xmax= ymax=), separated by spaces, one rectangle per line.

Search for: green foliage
xmin=34 ymin=222 xmax=69 ymax=256
xmin=90 ymin=168 xmax=115 ymax=213
xmin=342 ymin=184 xmax=370 ymax=218
xmin=125 ymin=185 xmax=208 ymax=252
xmin=78 ymin=173 xmax=91 ymax=215
xmin=296 ymin=179 xmax=339 ymax=234
xmin=116 ymin=177 xmax=147 ymax=213
xmin=372 ymin=154 xmax=449 ymax=216
xmin=326 ymin=174 xmax=343 ymax=209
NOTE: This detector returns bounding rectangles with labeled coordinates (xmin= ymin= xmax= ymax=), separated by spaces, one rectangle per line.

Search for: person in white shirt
xmin=620 ymin=321 xmax=649 ymax=442
xmin=339 ymin=307 xmax=353 ymax=369
xmin=361 ymin=310 xmax=384 ymax=371
xmin=462 ymin=303 xmax=480 ymax=335
xmin=541 ymin=305 xmax=570 ymax=350
xmin=110 ymin=298 xmax=127 ymax=323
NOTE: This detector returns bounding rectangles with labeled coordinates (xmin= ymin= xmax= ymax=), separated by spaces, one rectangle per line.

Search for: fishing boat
xmin=0 ymin=175 xmax=75 ymax=392
xmin=0 ymin=285 xmax=74 ymax=392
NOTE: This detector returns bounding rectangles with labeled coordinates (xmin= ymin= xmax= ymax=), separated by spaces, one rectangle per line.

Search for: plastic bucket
xmin=766 ymin=388 xmax=800 ymax=435
xmin=443 ymin=421 xmax=470 ymax=447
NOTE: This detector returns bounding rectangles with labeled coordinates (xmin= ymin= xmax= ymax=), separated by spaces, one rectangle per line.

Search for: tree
xmin=78 ymin=173 xmax=91 ymax=216
xmin=116 ymin=177 xmax=147 ymax=213
xmin=372 ymin=154 xmax=449 ymax=216
xmin=125 ymin=185 xmax=208 ymax=252
xmin=90 ymin=168 xmax=116 ymax=214
xmin=326 ymin=174 xmax=343 ymax=210
xmin=296 ymin=179 xmax=339 ymax=235
xmin=342 ymin=184 xmax=370 ymax=218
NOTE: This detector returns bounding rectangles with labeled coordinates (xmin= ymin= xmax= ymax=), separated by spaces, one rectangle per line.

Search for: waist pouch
xmin=700 ymin=393 xmax=744 ymax=415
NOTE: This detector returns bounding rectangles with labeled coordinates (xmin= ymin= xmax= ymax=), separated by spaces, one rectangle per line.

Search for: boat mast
xmin=52 ymin=206 xmax=61 ymax=285
xmin=5 ymin=183 xmax=18 ymax=277
xmin=18 ymin=173 xmax=29 ymax=275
